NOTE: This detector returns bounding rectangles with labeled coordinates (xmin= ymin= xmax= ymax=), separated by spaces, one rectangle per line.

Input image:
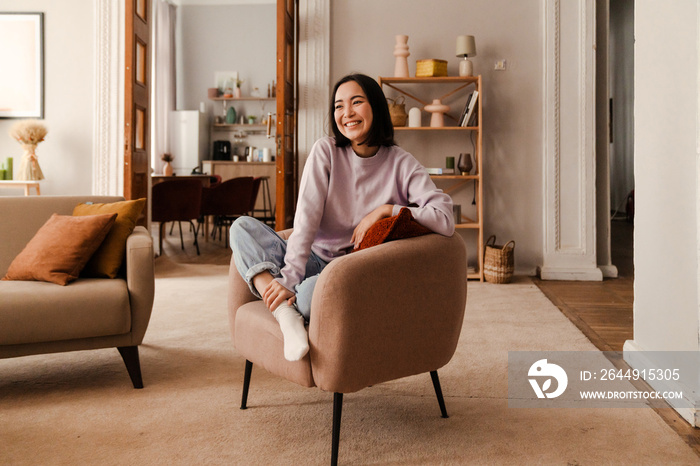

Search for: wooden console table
xmin=0 ymin=180 xmax=41 ymax=196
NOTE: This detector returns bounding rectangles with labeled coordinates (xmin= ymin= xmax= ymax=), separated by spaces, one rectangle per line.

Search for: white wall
xmin=177 ymin=4 xmax=276 ymax=110
xmin=176 ymin=4 xmax=276 ymax=159
xmin=631 ymin=0 xmax=699 ymax=351
xmin=0 ymin=0 xmax=94 ymax=196
xmin=330 ymin=0 xmax=543 ymax=273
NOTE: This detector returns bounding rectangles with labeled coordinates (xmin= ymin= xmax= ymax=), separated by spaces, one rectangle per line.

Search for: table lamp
xmin=456 ymin=35 xmax=477 ymax=77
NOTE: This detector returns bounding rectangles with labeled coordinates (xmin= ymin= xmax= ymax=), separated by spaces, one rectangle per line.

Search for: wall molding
xmin=540 ymin=0 xmax=602 ymax=281
xmin=624 ymin=340 xmax=700 ymax=427
xmin=93 ymin=0 xmax=123 ymax=196
xmin=297 ymin=0 xmax=330 ymax=167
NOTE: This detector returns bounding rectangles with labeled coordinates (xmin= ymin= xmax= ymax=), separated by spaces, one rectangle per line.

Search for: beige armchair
xmin=228 ymin=230 xmax=467 ymax=465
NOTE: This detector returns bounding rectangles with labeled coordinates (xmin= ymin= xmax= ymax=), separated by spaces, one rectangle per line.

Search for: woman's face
xmin=334 ymin=80 xmax=374 ymax=150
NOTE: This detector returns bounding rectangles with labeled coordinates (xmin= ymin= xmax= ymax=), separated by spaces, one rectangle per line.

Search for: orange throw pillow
xmin=73 ymin=198 xmax=146 ymax=278
xmin=356 ymin=207 xmax=432 ymax=251
xmin=3 ymin=213 xmax=117 ymax=285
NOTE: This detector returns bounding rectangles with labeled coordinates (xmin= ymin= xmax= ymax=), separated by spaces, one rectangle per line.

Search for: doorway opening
xmin=608 ymin=0 xmax=635 ymax=278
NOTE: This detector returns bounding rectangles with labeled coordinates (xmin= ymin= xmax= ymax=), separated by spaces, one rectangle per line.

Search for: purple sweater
xmin=277 ymin=137 xmax=454 ymax=292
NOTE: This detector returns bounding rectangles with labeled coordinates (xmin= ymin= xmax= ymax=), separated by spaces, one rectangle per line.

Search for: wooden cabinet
xmin=378 ymin=76 xmax=484 ymax=281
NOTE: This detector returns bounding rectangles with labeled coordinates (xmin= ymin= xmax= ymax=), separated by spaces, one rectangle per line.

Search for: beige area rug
xmin=2 ymin=258 xmax=698 ymax=465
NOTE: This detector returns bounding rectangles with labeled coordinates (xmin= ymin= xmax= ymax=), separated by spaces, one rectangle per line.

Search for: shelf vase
xmin=163 ymin=162 xmax=173 ymax=176
xmin=226 ymin=106 xmax=237 ymax=124
xmin=393 ymin=35 xmax=410 ymax=78
xmin=458 ymin=153 xmax=473 ymax=175
xmin=424 ymin=99 xmax=449 ymax=127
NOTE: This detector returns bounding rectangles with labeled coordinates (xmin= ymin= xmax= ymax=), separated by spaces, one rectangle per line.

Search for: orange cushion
xmin=3 ymin=213 xmax=117 ymax=285
xmin=356 ymin=207 xmax=432 ymax=251
xmin=73 ymin=198 xmax=146 ymax=278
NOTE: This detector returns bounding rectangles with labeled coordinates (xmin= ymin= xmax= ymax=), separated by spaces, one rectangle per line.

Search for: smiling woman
xmin=229 ymin=72 xmax=455 ymax=363
xmin=330 ymin=74 xmax=394 ymax=158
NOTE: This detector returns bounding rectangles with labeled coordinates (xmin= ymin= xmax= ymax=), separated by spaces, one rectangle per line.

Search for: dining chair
xmin=151 ymin=178 xmax=202 ymax=255
xmin=199 ymin=177 xmax=255 ymax=247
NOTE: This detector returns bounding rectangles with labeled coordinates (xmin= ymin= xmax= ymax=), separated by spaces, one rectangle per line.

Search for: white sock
xmin=272 ymin=303 xmax=309 ymax=361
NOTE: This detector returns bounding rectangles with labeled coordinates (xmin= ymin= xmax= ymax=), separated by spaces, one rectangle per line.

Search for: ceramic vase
xmin=226 ymin=106 xmax=237 ymax=124
xmin=424 ymin=99 xmax=449 ymax=127
xmin=458 ymin=153 xmax=473 ymax=175
xmin=163 ymin=162 xmax=173 ymax=176
xmin=393 ymin=35 xmax=410 ymax=77
xmin=408 ymin=107 xmax=422 ymax=127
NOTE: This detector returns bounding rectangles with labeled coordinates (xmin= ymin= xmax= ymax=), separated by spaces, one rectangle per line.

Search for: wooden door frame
xmin=92 ymin=1 xmax=330 ymax=203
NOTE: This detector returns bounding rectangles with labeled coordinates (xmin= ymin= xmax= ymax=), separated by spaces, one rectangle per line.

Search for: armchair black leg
xmin=331 ymin=392 xmax=343 ymax=466
xmin=430 ymin=371 xmax=448 ymax=418
xmin=241 ymin=360 xmax=253 ymax=409
xmin=117 ymin=346 xmax=144 ymax=389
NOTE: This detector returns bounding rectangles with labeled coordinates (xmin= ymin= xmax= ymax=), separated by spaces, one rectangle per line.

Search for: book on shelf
xmin=425 ymin=167 xmax=443 ymax=175
xmin=458 ymin=92 xmax=473 ymax=127
xmin=467 ymin=110 xmax=478 ymax=127
xmin=461 ymin=90 xmax=479 ymax=127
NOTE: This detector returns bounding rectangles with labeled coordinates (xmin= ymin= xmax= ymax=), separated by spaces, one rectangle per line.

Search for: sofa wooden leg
xmin=430 ymin=370 xmax=448 ymax=418
xmin=117 ymin=346 xmax=144 ymax=389
xmin=331 ymin=392 xmax=343 ymax=466
xmin=241 ymin=360 xmax=253 ymax=409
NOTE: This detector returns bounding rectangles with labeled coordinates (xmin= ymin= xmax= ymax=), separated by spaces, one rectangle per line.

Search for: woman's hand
xmin=351 ymin=204 xmax=394 ymax=249
xmin=262 ymin=279 xmax=296 ymax=311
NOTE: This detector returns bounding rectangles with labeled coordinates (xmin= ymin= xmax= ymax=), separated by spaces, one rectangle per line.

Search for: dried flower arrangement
xmin=161 ymin=153 xmax=174 ymax=162
xmin=10 ymin=119 xmax=47 ymax=145
xmin=9 ymin=120 xmax=47 ymax=181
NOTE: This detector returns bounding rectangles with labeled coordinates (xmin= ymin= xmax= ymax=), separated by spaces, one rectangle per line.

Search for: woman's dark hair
xmin=330 ymin=73 xmax=395 ymax=148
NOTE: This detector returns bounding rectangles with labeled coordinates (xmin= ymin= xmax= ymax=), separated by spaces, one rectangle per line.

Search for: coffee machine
xmin=212 ymin=140 xmax=231 ymax=160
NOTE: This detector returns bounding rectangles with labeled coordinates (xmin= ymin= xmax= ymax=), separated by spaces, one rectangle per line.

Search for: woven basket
xmin=388 ymin=96 xmax=407 ymax=127
xmin=483 ymin=235 xmax=515 ymax=284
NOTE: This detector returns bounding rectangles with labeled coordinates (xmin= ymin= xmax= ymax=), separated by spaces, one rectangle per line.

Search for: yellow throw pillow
xmin=73 ymin=198 xmax=146 ymax=278
xmin=3 ymin=213 xmax=117 ymax=285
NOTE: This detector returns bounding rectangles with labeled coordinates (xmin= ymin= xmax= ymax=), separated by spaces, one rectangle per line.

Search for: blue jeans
xmin=229 ymin=216 xmax=328 ymax=321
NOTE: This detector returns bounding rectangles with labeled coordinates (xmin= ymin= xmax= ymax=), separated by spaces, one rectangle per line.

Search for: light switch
xmin=494 ymin=59 xmax=507 ymax=71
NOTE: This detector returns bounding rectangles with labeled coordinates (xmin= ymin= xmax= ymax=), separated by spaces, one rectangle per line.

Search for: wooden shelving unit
xmin=212 ymin=123 xmax=268 ymax=132
xmin=379 ymin=75 xmax=484 ymax=281
xmin=209 ymin=96 xmax=275 ymax=102
xmin=209 ymin=97 xmax=276 ymax=134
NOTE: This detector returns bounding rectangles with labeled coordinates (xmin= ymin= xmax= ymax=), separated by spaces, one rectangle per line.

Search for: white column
xmin=93 ymin=0 xmax=124 ymax=196
xmin=297 ymin=0 xmax=330 ymax=170
xmin=540 ymin=0 xmax=602 ymax=281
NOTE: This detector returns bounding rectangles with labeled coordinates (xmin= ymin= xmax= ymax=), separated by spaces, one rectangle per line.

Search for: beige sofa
xmin=0 ymin=195 xmax=155 ymax=388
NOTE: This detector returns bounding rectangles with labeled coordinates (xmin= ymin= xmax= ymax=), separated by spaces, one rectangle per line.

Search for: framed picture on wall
xmin=0 ymin=12 xmax=44 ymax=119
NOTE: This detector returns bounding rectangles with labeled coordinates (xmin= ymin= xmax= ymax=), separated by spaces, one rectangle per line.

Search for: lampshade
xmin=456 ymin=35 xmax=477 ymax=57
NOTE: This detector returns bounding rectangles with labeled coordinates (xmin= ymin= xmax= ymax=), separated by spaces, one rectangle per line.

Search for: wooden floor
xmin=532 ymin=219 xmax=700 ymax=457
